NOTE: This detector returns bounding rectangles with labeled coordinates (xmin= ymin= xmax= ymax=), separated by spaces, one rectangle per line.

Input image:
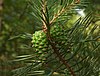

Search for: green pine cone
xmin=50 ymin=25 xmax=68 ymax=51
xmin=32 ymin=25 xmax=68 ymax=59
xmin=32 ymin=30 xmax=49 ymax=60
xmin=32 ymin=30 xmax=49 ymax=52
xmin=50 ymin=25 xmax=68 ymax=44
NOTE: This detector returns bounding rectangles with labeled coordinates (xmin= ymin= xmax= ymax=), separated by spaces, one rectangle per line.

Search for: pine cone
xmin=32 ymin=25 xmax=68 ymax=60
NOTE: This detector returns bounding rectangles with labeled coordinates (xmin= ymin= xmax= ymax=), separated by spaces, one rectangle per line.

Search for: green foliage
xmin=0 ymin=0 xmax=100 ymax=76
xmin=13 ymin=14 xmax=100 ymax=76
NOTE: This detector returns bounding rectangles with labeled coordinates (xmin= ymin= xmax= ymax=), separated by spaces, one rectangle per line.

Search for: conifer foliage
xmin=12 ymin=0 xmax=100 ymax=76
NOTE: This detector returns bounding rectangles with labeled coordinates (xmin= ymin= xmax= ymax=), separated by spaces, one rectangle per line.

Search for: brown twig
xmin=41 ymin=0 xmax=47 ymax=32
xmin=75 ymin=0 xmax=80 ymax=4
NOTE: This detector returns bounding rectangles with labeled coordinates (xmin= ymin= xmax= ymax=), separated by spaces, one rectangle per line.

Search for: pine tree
xmin=12 ymin=0 xmax=100 ymax=76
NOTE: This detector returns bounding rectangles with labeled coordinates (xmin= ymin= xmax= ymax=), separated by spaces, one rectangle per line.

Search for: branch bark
xmin=41 ymin=0 xmax=47 ymax=31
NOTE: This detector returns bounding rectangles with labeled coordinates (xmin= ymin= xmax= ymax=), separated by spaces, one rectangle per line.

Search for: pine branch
xmin=41 ymin=0 xmax=51 ymax=38
xmin=46 ymin=34 xmax=76 ymax=76
xmin=41 ymin=0 xmax=46 ymax=24
xmin=50 ymin=1 xmax=79 ymax=25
